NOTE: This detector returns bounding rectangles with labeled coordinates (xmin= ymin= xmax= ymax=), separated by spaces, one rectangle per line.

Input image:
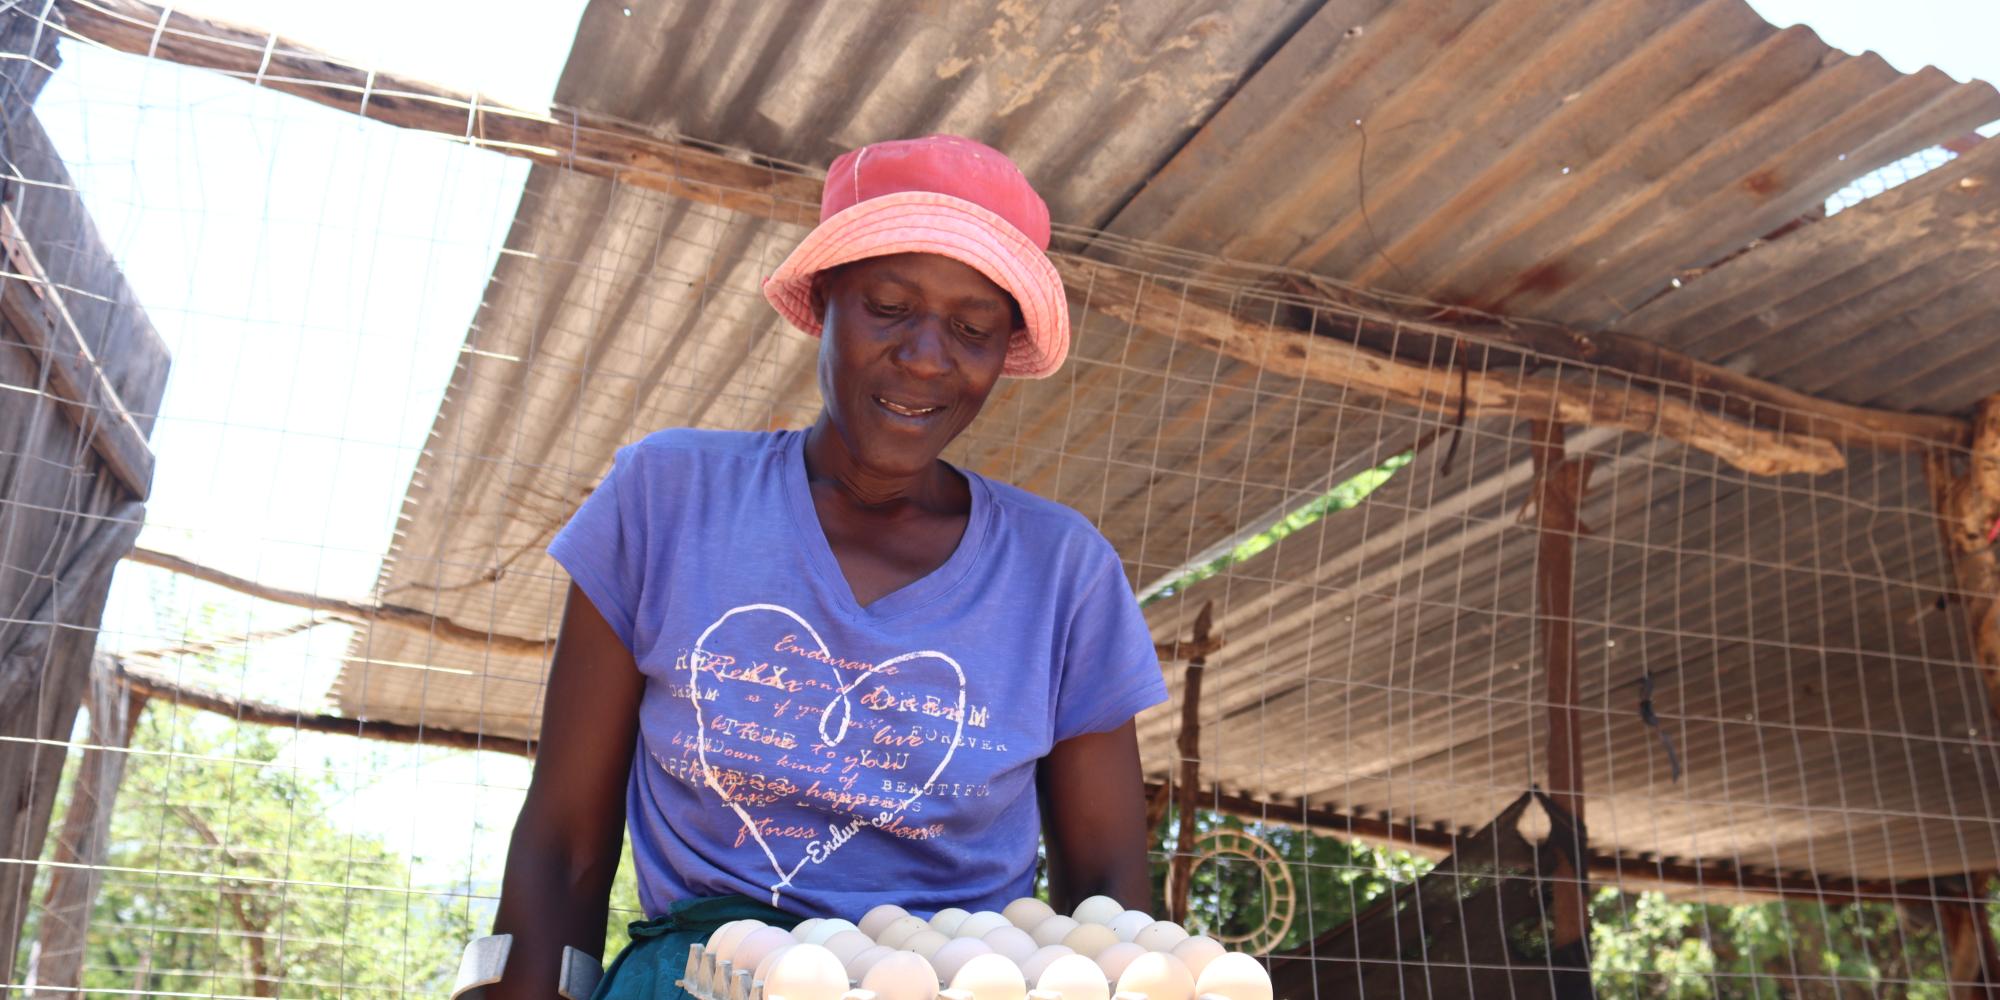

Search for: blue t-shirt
xmin=547 ymin=428 xmax=1166 ymax=919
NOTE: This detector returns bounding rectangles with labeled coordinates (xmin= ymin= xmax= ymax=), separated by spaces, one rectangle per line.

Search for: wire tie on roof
xmin=1637 ymin=671 xmax=1681 ymax=783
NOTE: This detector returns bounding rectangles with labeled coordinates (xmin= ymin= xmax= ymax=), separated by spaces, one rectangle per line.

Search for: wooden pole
xmin=50 ymin=0 xmax=1977 ymax=475
xmin=1931 ymin=395 xmax=2000 ymax=721
xmin=24 ymin=671 xmax=145 ymax=999
xmin=1167 ymin=601 xmax=1215 ymax=924
xmin=1529 ymin=421 xmax=1591 ymax=951
xmin=1930 ymin=875 xmax=2000 ymax=1000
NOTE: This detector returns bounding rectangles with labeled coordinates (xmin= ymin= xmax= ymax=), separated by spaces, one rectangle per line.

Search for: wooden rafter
xmin=123 ymin=547 xmax=554 ymax=659
xmin=50 ymin=0 xmax=1976 ymax=477
xmin=116 ymin=663 xmax=536 ymax=756
xmin=119 ymin=651 xmax=1968 ymax=909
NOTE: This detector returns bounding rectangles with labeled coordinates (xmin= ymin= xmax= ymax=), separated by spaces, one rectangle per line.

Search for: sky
xmin=34 ymin=0 xmax=2000 ymax=897
xmin=1746 ymin=0 xmax=2000 ymax=89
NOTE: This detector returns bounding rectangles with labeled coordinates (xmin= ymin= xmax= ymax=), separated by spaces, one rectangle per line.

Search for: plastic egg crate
xmin=678 ymin=896 xmax=1275 ymax=1000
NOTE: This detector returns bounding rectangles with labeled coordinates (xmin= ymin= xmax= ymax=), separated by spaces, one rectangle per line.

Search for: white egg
xmin=880 ymin=916 xmax=935 ymax=949
xmin=706 ymin=921 xmax=762 ymax=997
xmin=1133 ymin=921 xmax=1190 ymax=953
xmin=861 ymin=904 xmax=913 ymax=940
xmin=904 ymin=930 xmax=954 ymax=961
xmin=1034 ymin=953 xmax=1111 ymax=1000
xmin=1168 ymin=937 xmax=1225 ymax=983
xmin=1060 ymin=924 xmax=1119 ymax=959
xmin=981 ymin=926 xmax=1039 ymax=965
xmin=956 ymin=911 xmax=1012 ymax=940
xmin=1192 ymin=953 xmax=1270 ymax=1000
xmin=766 ymin=943 xmax=851 ymax=1000
xmin=711 ymin=920 xmax=765 ymax=961
xmin=1003 ymin=898 xmax=1056 ymax=931
xmin=847 ymin=945 xmax=897 ymax=982
xmin=794 ymin=919 xmax=827 ymax=943
xmin=861 ymin=950 xmax=941 ymax=1000
xmin=1031 ymin=916 xmax=1081 ymax=948
xmin=1115 ymin=953 xmax=1194 ymax=1000
xmin=930 ymin=938 xmax=994 ymax=985
xmin=808 ymin=920 xmax=862 ymax=946
xmin=1106 ymin=911 xmax=1153 ymax=943
xmin=1070 ymin=896 xmax=1125 ymax=926
xmin=949 ymin=953 xmax=1028 ymax=1000
xmin=756 ymin=943 xmax=796 ymax=988
xmin=825 ymin=930 xmax=880 ymax=967
xmin=737 ymin=927 xmax=802 ymax=983
xmin=1018 ymin=946 xmax=1076 ymax=985
xmin=929 ymin=908 xmax=972 ymax=937
xmin=1092 ymin=943 xmax=1146 ymax=983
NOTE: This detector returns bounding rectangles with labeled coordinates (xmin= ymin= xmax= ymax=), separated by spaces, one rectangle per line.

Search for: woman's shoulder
xmin=621 ymin=427 xmax=791 ymax=464
xmin=974 ymin=475 xmax=1123 ymax=569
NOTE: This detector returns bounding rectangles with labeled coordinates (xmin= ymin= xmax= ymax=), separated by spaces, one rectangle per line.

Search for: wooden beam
xmin=1166 ymin=784 xmax=1973 ymax=908
xmin=51 ymin=0 xmax=1969 ymax=477
xmin=122 ymin=546 xmax=554 ymax=659
xmin=1380 ymin=310 xmax=1969 ymax=452
xmin=1078 ymin=260 xmax=1843 ymax=476
xmin=115 ymin=663 xmax=535 ymax=757
xmin=0 ymin=205 xmax=154 ymax=499
xmin=51 ymin=0 xmax=822 ymax=227
xmin=114 ymin=660 xmax=1950 ymax=911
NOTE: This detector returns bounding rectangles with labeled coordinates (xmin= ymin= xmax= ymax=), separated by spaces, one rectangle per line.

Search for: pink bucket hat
xmin=762 ymin=135 xmax=1070 ymax=379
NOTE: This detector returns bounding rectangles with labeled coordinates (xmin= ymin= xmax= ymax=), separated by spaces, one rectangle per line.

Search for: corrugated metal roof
xmin=1618 ymin=134 xmax=2000 ymax=414
xmin=331 ymin=0 xmax=2000 ymax=883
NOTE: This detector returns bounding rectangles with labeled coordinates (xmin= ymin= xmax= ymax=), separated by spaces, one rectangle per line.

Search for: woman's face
xmin=814 ymin=252 xmax=1019 ymax=480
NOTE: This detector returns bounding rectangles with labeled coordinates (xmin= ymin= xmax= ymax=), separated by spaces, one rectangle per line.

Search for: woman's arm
xmin=489 ymin=584 xmax=647 ymax=1000
xmin=1037 ymin=719 xmax=1153 ymax=914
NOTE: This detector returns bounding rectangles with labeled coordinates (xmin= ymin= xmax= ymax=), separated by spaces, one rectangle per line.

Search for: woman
xmin=478 ymin=135 xmax=1167 ymax=1000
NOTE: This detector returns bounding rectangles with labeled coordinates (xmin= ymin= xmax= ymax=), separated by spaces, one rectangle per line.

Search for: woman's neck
xmin=802 ymin=417 xmax=965 ymax=514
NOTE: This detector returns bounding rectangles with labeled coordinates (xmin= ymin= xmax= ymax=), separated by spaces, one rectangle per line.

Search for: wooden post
xmin=1929 ymin=875 xmax=2000 ymax=1000
xmin=1529 ymin=421 xmax=1592 ymax=951
xmin=1168 ymin=601 xmax=1215 ymax=924
xmin=1932 ymin=395 xmax=2000 ymax=721
xmin=24 ymin=663 xmax=146 ymax=998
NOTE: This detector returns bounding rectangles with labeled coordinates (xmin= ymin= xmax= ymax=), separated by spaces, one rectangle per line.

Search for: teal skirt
xmin=592 ymin=897 xmax=800 ymax=1000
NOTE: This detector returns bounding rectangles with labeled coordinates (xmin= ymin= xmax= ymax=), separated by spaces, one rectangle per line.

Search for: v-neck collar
xmin=780 ymin=428 xmax=991 ymax=621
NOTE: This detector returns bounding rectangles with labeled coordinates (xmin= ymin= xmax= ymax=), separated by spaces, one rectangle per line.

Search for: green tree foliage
xmin=1589 ymin=887 xmax=1985 ymax=998
xmin=52 ymin=704 xmax=479 ymax=998
xmin=1143 ymin=452 xmax=1413 ymax=606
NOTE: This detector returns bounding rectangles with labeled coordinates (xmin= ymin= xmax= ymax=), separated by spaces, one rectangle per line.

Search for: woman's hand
xmin=489 ymin=584 xmax=646 ymax=1000
xmin=1037 ymin=719 xmax=1153 ymax=913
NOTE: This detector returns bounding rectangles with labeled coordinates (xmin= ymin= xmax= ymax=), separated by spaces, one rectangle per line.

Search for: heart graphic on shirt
xmin=681 ymin=603 xmax=965 ymax=905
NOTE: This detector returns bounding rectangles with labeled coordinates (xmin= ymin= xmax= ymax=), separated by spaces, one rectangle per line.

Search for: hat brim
xmin=762 ymin=191 xmax=1070 ymax=379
